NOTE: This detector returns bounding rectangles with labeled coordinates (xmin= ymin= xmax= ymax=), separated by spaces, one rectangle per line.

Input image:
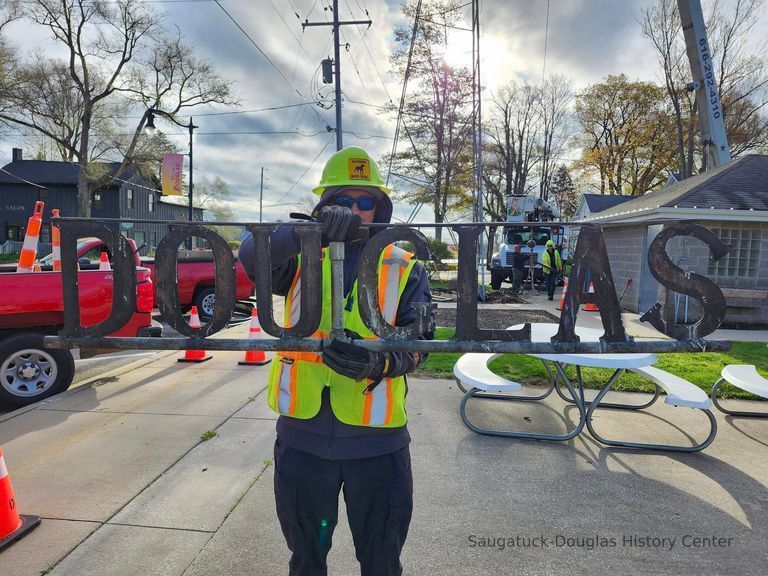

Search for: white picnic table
xmin=456 ymin=323 xmax=717 ymax=452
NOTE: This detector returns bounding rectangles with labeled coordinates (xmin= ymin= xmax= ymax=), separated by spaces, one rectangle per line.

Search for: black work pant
xmin=545 ymin=272 xmax=557 ymax=299
xmin=274 ymin=438 xmax=413 ymax=576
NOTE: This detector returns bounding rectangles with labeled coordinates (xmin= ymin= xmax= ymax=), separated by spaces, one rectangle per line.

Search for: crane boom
xmin=677 ymin=0 xmax=731 ymax=170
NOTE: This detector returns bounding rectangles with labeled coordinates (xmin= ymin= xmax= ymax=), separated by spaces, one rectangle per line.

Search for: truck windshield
xmin=505 ymin=227 xmax=555 ymax=246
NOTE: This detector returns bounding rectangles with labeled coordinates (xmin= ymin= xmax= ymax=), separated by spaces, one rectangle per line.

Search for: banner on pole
xmin=161 ymin=153 xmax=184 ymax=196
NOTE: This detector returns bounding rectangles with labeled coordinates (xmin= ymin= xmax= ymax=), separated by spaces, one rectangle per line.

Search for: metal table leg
xmin=550 ymin=362 xmax=661 ymax=411
xmin=459 ymin=371 xmax=586 ymax=441
xmin=585 ymin=372 xmax=718 ymax=452
xmin=711 ymin=378 xmax=768 ymax=418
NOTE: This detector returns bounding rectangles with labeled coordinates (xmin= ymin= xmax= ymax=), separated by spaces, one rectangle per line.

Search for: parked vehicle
xmin=0 ymin=240 xmax=159 ymax=406
xmin=490 ymin=196 xmax=569 ymax=290
xmin=39 ymin=237 xmax=254 ymax=318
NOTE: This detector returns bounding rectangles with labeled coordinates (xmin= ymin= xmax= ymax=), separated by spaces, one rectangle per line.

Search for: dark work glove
xmin=322 ymin=332 xmax=387 ymax=383
xmin=317 ymin=205 xmax=361 ymax=245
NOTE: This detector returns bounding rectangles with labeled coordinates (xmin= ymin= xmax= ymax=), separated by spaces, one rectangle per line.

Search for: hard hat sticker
xmin=348 ymin=158 xmax=370 ymax=180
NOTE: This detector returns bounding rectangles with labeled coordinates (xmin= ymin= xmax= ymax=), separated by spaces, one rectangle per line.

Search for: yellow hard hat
xmin=312 ymin=146 xmax=391 ymax=196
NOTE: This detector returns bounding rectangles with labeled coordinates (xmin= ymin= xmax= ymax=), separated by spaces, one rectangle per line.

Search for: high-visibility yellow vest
xmin=541 ymin=249 xmax=562 ymax=274
xmin=267 ymin=244 xmax=417 ymax=427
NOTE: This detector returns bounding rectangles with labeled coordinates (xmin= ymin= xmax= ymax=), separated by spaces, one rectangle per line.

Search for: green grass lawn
xmin=415 ymin=327 xmax=768 ymax=400
xmin=0 ymin=253 xmax=19 ymax=264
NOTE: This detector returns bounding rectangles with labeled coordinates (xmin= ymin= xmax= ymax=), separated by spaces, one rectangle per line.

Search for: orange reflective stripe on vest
xmin=363 ymin=378 xmax=394 ymax=426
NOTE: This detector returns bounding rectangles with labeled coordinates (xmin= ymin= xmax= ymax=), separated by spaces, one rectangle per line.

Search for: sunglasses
xmin=331 ymin=194 xmax=377 ymax=211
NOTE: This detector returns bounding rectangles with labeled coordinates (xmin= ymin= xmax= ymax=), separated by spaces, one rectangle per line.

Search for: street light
xmin=145 ymin=109 xmax=198 ymax=243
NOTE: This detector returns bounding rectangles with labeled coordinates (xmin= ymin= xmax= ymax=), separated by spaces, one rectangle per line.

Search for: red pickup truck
xmin=40 ymin=237 xmax=254 ymax=318
xmin=0 ymin=242 xmax=158 ymax=407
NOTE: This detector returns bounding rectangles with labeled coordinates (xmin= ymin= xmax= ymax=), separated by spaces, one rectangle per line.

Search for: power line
xmin=271 ymin=137 xmax=334 ymax=206
xmin=213 ymin=0 xmax=330 ymax=131
xmin=337 ymin=18 xmax=386 ymax=138
xmin=267 ymin=0 xmax=316 ymax=65
xmin=343 ymin=0 xmax=394 ymax=105
xmin=122 ymin=102 xmax=315 ymax=119
xmin=387 ymin=0 xmax=423 ymax=187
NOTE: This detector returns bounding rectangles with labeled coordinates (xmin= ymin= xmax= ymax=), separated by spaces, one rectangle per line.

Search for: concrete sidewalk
xmin=1 ymin=324 xmax=767 ymax=575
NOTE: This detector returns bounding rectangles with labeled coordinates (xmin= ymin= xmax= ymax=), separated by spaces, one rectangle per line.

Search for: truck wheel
xmin=0 ymin=333 xmax=75 ymax=407
xmin=490 ymin=270 xmax=505 ymax=290
xmin=194 ymin=287 xmax=217 ymax=318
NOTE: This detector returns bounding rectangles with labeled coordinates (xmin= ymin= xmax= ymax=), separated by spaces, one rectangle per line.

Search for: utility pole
xmin=472 ymin=0 xmax=485 ymax=300
xmin=303 ymin=0 xmax=371 ymax=151
xmin=259 ymin=167 xmax=264 ymax=223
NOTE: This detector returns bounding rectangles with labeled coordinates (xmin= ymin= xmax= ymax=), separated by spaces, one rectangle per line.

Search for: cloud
xmin=2 ymin=0 xmax=762 ymax=229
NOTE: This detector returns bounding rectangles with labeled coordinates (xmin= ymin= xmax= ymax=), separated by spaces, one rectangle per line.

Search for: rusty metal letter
xmin=554 ymin=224 xmax=630 ymax=343
xmin=59 ymin=220 xmax=136 ymax=337
xmin=357 ymin=227 xmax=432 ymax=339
xmin=453 ymin=226 xmax=531 ymax=342
xmin=244 ymin=224 xmax=323 ymax=338
xmin=155 ymin=225 xmax=235 ymax=337
xmin=640 ymin=222 xmax=729 ymax=339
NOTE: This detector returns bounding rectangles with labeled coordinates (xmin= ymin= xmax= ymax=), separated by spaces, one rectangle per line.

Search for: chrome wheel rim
xmin=1 ymin=348 xmax=58 ymax=398
xmin=201 ymin=292 xmax=216 ymax=317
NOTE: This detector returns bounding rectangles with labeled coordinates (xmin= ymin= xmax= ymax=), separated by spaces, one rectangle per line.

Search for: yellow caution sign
xmin=348 ymin=158 xmax=370 ymax=181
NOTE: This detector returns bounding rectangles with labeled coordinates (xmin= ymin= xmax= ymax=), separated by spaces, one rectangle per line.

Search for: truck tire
xmin=0 ymin=333 xmax=75 ymax=407
xmin=193 ymin=286 xmax=217 ymax=318
xmin=490 ymin=269 xmax=506 ymax=290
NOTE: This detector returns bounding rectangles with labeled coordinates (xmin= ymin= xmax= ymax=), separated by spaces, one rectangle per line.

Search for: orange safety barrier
xmin=51 ymin=209 xmax=62 ymax=272
xmin=556 ymin=277 xmax=569 ymax=311
xmin=584 ymin=282 xmax=600 ymax=311
xmin=178 ymin=306 xmax=212 ymax=363
xmin=239 ymin=308 xmax=271 ymax=366
xmin=0 ymin=447 xmax=41 ymax=551
xmin=15 ymin=201 xmax=44 ymax=273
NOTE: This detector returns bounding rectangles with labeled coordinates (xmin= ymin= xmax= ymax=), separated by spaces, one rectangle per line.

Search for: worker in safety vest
xmin=240 ymin=146 xmax=433 ymax=576
xmin=541 ymin=239 xmax=562 ymax=301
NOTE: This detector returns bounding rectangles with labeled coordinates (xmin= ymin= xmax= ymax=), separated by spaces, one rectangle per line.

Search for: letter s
xmin=640 ymin=223 xmax=729 ymax=339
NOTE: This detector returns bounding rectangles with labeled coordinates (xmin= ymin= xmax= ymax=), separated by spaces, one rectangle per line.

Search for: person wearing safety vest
xmin=541 ymin=239 xmax=562 ymax=301
xmin=240 ymin=146 xmax=433 ymax=576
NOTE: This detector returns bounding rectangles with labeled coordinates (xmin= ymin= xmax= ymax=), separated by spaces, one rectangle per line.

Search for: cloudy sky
xmin=1 ymin=0 xmax=765 ymax=223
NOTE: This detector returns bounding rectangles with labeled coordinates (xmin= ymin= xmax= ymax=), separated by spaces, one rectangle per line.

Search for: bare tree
xmin=0 ymin=4 xmax=20 ymax=134
xmin=538 ymin=75 xmax=574 ymax=201
xmin=0 ymin=0 xmax=236 ymax=216
xmin=485 ymin=82 xmax=541 ymax=200
xmin=641 ymin=0 xmax=768 ymax=176
xmin=388 ymin=0 xmax=474 ymax=242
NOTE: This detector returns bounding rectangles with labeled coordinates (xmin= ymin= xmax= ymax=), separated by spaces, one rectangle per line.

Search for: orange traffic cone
xmin=239 ymin=308 xmax=271 ymax=366
xmin=584 ymin=282 xmax=600 ymax=311
xmin=178 ymin=306 xmax=212 ymax=363
xmin=51 ymin=209 xmax=62 ymax=272
xmin=556 ymin=277 xmax=569 ymax=311
xmin=0 ymin=447 xmax=41 ymax=552
xmin=16 ymin=201 xmax=44 ymax=273
xmin=99 ymin=251 xmax=111 ymax=271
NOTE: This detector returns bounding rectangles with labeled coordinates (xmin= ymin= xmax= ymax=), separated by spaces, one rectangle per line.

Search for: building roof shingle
xmin=582 ymin=194 xmax=635 ymax=213
xmin=0 ymin=159 xmax=139 ymax=187
xmin=590 ymin=154 xmax=768 ymax=220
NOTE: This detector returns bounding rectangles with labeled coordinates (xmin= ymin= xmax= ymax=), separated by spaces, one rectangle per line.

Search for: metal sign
xmin=44 ymin=218 xmax=731 ymax=355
